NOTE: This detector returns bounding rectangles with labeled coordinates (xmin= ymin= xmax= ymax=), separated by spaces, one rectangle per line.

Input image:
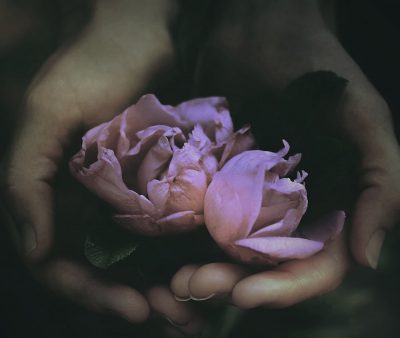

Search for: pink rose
xmin=204 ymin=141 xmax=345 ymax=265
xmin=70 ymin=94 xmax=254 ymax=235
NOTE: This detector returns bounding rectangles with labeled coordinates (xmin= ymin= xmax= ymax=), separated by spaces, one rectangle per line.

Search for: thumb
xmin=4 ymin=101 xmax=77 ymax=261
xmin=350 ymin=183 xmax=399 ymax=269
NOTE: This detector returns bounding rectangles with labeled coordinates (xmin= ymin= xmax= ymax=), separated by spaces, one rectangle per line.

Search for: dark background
xmin=1 ymin=1 xmax=400 ymax=337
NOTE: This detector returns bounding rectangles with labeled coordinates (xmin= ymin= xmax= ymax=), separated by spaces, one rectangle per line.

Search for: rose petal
xmin=250 ymin=208 xmax=303 ymax=237
xmin=219 ymin=125 xmax=255 ymax=167
xmin=234 ymin=236 xmax=324 ymax=263
xmin=175 ymin=97 xmax=233 ymax=143
xmin=188 ymin=124 xmax=212 ymax=154
xmin=114 ymin=211 xmax=204 ymax=235
xmin=204 ymin=151 xmax=269 ymax=245
xmin=157 ymin=211 xmax=204 ymax=231
xmin=136 ymin=135 xmax=173 ymax=194
xmin=251 ymin=178 xmax=308 ymax=233
xmin=299 ymin=210 xmax=345 ymax=242
xmin=70 ymin=147 xmax=155 ymax=215
xmin=122 ymin=94 xmax=189 ymax=139
xmin=167 ymin=144 xmax=202 ymax=177
xmin=147 ymin=179 xmax=170 ymax=215
xmin=165 ymin=168 xmax=208 ymax=214
xmin=119 ymin=126 xmax=184 ymax=189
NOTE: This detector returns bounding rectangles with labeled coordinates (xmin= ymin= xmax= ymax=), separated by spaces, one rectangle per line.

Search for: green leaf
xmin=84 ymin=219 xmax=139 ymax=269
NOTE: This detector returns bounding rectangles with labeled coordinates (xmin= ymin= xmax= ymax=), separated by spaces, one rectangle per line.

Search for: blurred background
xmin=1 ymin=0 xmax=400 ymax=337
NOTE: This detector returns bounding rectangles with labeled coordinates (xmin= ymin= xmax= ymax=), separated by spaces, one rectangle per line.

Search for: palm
xmin=171 ymin=0 xmax=400 ymax=308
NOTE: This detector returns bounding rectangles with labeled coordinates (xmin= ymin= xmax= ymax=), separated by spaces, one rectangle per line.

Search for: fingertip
xmin=350 ymin=188 xmax=392 ymax=268
xmin=5 ymin=180 xmax=54 ymax=262
xmin=41 ymin=260 xmax=150 ymax=323
xmin=105 ymin=285 xmax=150 ymax=323
xmin=21 ymin=222 xmax=52 ymax=262
xmin=170 ymin=265 xmax=199 ymax=300
xmin=147 ymin=286 xmax=194 ymax=325
xmin=189 ymin=263 xmax=248 ymax=300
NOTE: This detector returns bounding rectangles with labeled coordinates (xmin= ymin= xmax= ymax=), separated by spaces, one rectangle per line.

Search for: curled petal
xmin=70 ymin=148 xmax=155 ymax=216
xmin=167 ymin=144 xmax=202 ymax=177
xmin=234 ymin=236 xmax=324 ymax=264
xmin=252 ymin=178 xmax=308 ymax=234
xmin=147 ymin=179 xmax=170 ymax=215
xmin=122 ymin=94 xmax=189 ymax=138
xmin=136 ymin=135 xmax=173 ymax=194
xmin=205 ymin=151 xmax=269 ymax=245
xmin=251 ymin=208 xmax=304 ymax=238
xmin=188 ymin=124 xmax=212 ymax=154
xmin=299 ymin=210 xmax=345 ymax=242
xmin=175 ymin=97 xmax=233 ymax=143
xmin=219 ymin=125 xmax=255 ymax=167
xmin=165 ymin=169 xmax=208 ymax=214
xmin=157 ymin=211 xmax=204 ymax=232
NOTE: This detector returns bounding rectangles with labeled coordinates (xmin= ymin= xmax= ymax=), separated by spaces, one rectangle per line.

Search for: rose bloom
xmin=204 ymin=141 xmax=345 ymax=265
xmin=70 ymin=94 xmax=254 ymax=235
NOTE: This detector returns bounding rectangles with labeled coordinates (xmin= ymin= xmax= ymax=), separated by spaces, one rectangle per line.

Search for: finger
xmin=170 ymin=264 xmax=199 ymax=301
xmin=4 ymin=109 xmax=77 ymax=261
xmin=147 ymin=286 xmax=204 ymax=336
xmin=188 ymin=263 xmax=248 ymax=301
xmin=350 ymin=183 xmax=400 ymax=269
xmin=40 ymin=259 xmax=150 ymax=323
xmin=232 ymin=234 xmax=349 ymax=309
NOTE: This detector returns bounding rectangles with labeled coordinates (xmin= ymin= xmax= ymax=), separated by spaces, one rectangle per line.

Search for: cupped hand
xmin=2 ymin=0 xmax=203 ymax=332
xmin=171 ymin=0 xmax=400 ymax=309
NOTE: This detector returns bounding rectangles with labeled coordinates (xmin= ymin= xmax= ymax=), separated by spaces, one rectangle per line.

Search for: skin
xmin=171 ymin=0 xmax=400 ymax=309
xmin=3 ymin=0 xmax=202 ymax=335
xmin=3 ymin=0 xmax=400 ymax=333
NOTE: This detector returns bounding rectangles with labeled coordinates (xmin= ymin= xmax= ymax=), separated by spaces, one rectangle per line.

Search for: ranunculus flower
xmin=204 ymin=141 xmax=345 ymax=265
xmin=70 ymin=94 xmax=254 ymax=235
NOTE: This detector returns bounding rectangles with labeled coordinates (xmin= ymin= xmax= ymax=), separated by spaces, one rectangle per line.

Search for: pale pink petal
xmin=295 ymin=170 xmax=308 ymax=183
xmin=167 ymin=144 xmax=202 ymax=177
xmin=250 ymin=208 xmax=302 ymax=237
xmin=188 ymin=124 xmax=212 ymax=154
xmin=70 ymin=148 xmax=155 ymax=215
xmin=82 ymin=121 xmax=108 ymax=149
xmin=175 ymin=97 xmax=234 ymax=143
xmin=299 ymin=211 xmax=345 ymax=242
xmin=147 ymin=179 xmax=170 ymax=215
xmin=136 ymin=135 xmax=173 ymax=194
xmin=157 ymin=211 xmax=204 ymax=232
xmin=234 ymin=236 xmax=324 ymax=263
xmin=164 ymin=168 xmax=208 ymax=214
xmin=96 ymin=115 xmax=123 ymax=151
xmin=251 ymin=178 xmax=308 ymax=233
xmin=204 ymin=151 xmax=269 ymax=245
xmin=272 ymin=153 xmax=302 ymax=177
xmin=119 ymin=126 xmax=184 ymax=189
xmin=219 ymin=125 xmax=255 ymax=167
xmin=200 ymin=154 xmax=219 ymax=181
xmin=114 ymin=211 xmax=204 ymax=235
xmin=122 ymin=94 xmax=189 ymax=139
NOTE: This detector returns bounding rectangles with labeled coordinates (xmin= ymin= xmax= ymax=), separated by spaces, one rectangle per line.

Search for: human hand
xmin=2 ymin=0 xmax=203 ymax=333
xmin=171 ymin=0 xmax=400 ymax=309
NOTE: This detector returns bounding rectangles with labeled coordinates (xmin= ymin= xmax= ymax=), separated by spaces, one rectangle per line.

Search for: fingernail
xmin=22 ymin=223 xmax=37 ymax=255
xmin=174 ymin=295 xmax=191 ymax=302
xmin=164 ymin=316 xmax=190 ymax=328
xmin=190 ymin=293 xmax=216 ymax=301
xmin=366 ymin=229 xmax=385 ymax=269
